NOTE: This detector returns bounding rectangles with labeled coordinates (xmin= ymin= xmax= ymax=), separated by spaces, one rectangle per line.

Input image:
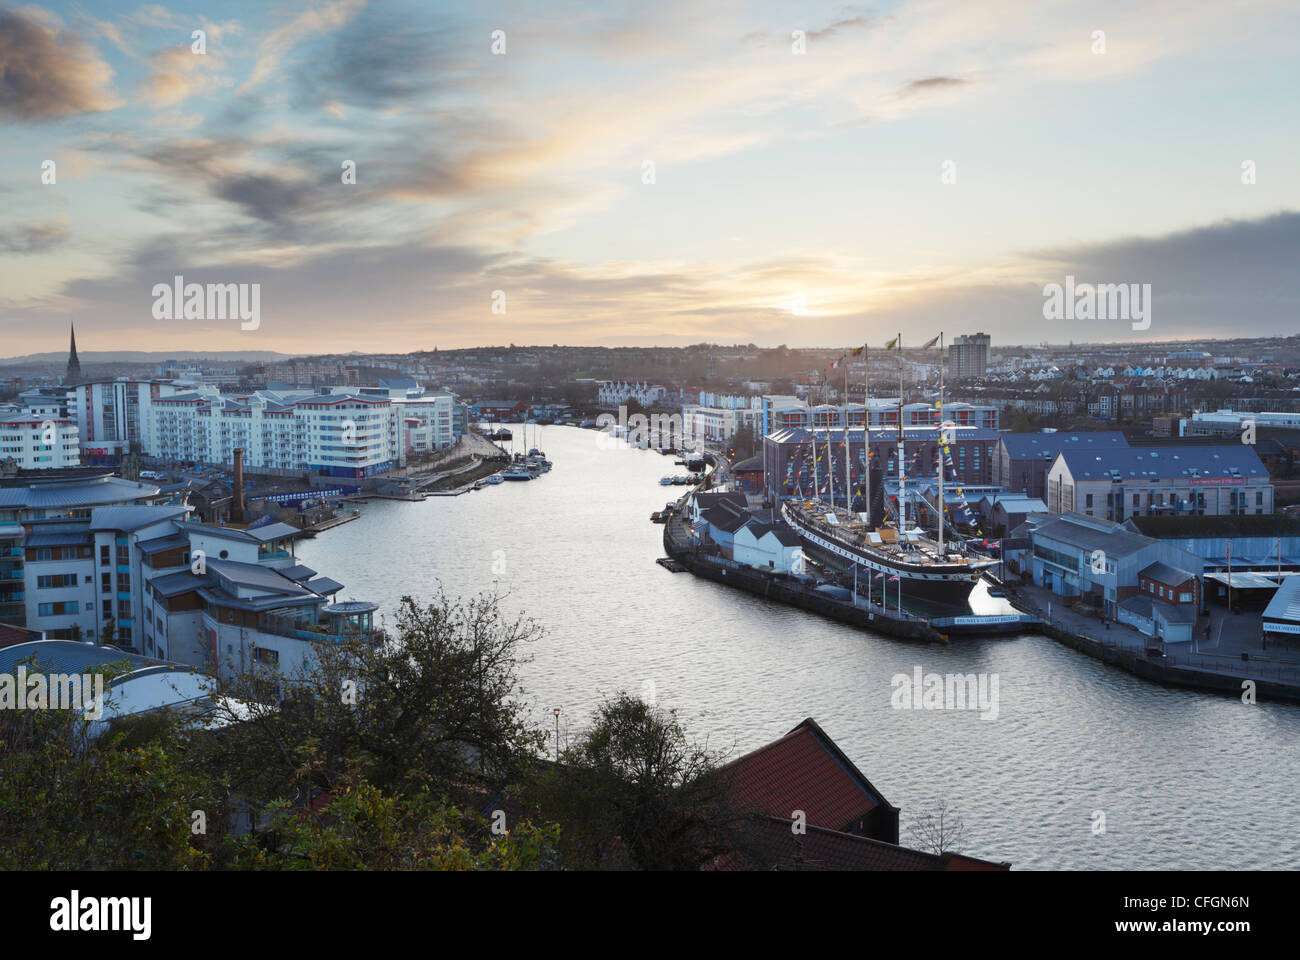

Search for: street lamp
xmin=552 ymin=707 xmax=561 ymax=761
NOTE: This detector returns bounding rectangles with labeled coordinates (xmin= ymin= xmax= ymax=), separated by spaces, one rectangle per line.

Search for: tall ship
xmin=779 ymin=333 xmax=997 ymax=609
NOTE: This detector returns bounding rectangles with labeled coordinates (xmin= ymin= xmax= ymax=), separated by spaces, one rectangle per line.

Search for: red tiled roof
xmin=721 ymin=718 xmax=893 ymax=835
xmin=0 ymin=623 xmax=43 ymax=649
xmin=730 ymin=817 xmax=1009 ymax=871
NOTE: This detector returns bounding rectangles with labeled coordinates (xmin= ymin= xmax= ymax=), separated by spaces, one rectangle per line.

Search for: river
xmin=295 ymin=424 xmax=1300 ymax=870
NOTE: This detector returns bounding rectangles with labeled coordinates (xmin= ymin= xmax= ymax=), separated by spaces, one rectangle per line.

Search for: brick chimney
xmin=232 ymin=448 xmax=245 ymax=523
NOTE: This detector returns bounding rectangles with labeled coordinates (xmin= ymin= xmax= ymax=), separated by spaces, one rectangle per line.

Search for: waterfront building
xmin=681 ymin=403 xmax=762 ymax=443
xmin=1125 ymin=514 xmax=1300 ymax=593
xmin=760 ymin=396 xmax=996 ymax=437
xmin=1045 ymin=445 xmax=1273 ymax=520
xmin=1262 ymin=578 xmax=1300 ymax=642
xmin=762 ymin=426 xmax=998 ymax=505
xmin=992 ymin=431 xmax=1130 ymax=500
xmin=12 ymin=501 xmax=372 ymax=681
xmin=0 ymin=470 xmax=165 ymax=627
xmin=597 ymin=380 xmax=667 ymax=407
xmin=15 ymin=387 xmax=72 ymax=420
xmin=949 ymin=332 xmax=991 ymax=380
xmin=731 ymin=519 xmax=803 ymax=573
xmin=977 ymin=494 xmax=1049 ymax=538
xmin=149 ymin=390 xmax=404 ymax=479
xmin=1028 ymin=512 xmax=1203 ymax=618
xmin=393 ymin=394 xmax=456 ymax=453
xmin=473 ymin=400 xmax=529 ymax=420
xmin=1186 ymin=409 xmax=1300 ymax=437
xmin=0 ymin=416 xmax=80 ymax=469
xmin=72 ymin=379 xmax=182 ymax=465
xmin=730 ymin=455 xmax=764 ymax=494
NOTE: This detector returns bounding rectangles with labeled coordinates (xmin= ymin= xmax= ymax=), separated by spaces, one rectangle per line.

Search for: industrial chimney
xmin=232 ymin=448 xmax=245 ymax=524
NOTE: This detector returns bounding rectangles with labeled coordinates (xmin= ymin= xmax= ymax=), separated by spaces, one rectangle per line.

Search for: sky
xmin=1 ymin=0 xmax=1298 ymax=356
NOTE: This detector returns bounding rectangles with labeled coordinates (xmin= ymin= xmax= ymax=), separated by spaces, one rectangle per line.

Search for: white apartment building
xmin=393 ymin=394 xmax=456 ymax=453
xmin=0 ymin=417 xmax=81 ymax=469
xmin=1 ymin=470 xmax=167 ymax=629
xmin=681 ymin=404 xmax=763 ymax=443
xmin=73 ymin=379 xmax=181 ymax=464
xmin=597 ymin=380 xmax=667 ymax=407
xmin=148 ymin=391 xmax=405 ymax=479
xmin=21 ymin=505 xmax=375 ymax=681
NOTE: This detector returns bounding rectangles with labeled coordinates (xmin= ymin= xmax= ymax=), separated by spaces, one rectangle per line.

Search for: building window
xmin=100 ymin=545 xmax=110 ymax=565
xmin=101 ymin=572 xmax=111 ymax=593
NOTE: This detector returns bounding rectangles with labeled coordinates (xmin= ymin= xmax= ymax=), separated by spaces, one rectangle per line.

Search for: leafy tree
xmin=227 ymin=780 xmax=557 ymax=870
xmin=532 ymin=693 xmax=749 ymax=870
xmin=0 ymin=665 xmax=211 ymax=870
xmin=198 ymin=591 xmax=545 ymax=818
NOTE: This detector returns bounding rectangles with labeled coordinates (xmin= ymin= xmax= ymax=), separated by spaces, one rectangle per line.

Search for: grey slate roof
xmin=999 ymin=431 xmax=1129 ymax=460
xmin=1263 ymin=577 xmax=1300 ymax=626
xmin=701 ymin=505 xmax=750 ymax=533
xmin=1033 ymin=513 xmax=1155 ymax=558
xmin=1057 ymin=445 xmax=1269 ymax=481
xmin=90 ymin=505 xmax=191 ymax=533
xmin=148 ymin=570 xmax=207 ymax=597
xmin=0 ymin=476 xmax=161 ymax=509
xmin=205 ymin=558 xmax=312 ymax=595
xmin=1140 ymin=561 xmax=1197 ymax=584
xmin=136 ymin=532 xmax=190 ymax=555
xmin=0 ymin=640 xmax=156 ymax=676
xmin=173 ymin=520 xmax=299 ymax=543
xmin=280 ymin=564 xmax=317 ymax=581
xmin=305 ymin=576 xmax=344 ymax=595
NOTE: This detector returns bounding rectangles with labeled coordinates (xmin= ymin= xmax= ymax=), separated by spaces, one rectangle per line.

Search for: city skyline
xmin=1 ymin=0 xmax=1298 ymax=355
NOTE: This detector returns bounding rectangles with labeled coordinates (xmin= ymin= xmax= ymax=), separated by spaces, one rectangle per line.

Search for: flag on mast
xmin=884 ymin=335 xmax=899 ymax=350
xmin=921 ymin=334 xmax=941 ymax=349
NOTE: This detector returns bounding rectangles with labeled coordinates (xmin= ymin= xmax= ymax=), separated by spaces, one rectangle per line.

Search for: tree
xmin=533 ymin=693 xmax=749 ymax=870
xmin=226 ymin=780 xmax=557 ymax=871
xmin=0 ymin=662 xmax=211 ymax=870
xmin=907 ymin=799 xmax=966 ymax=856
xmin=198 ymin=591 xmax=546 ymax=817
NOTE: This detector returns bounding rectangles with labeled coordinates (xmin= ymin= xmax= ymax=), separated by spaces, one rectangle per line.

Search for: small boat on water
xmin=486 ymin=474 xmax=505 ymax=485
xmin=501 ymin=463 xmax=532 ymax=480
xmin=659 ymin=476 xmax=675 ymax=486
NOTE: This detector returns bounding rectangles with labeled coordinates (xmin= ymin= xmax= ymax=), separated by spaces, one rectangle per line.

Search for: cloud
xmin=238 ymin=0 xmax=367 ymax=94
xmin=899 ymin=76 xmax=967 ymax=96
xmin=139 ymin=42 xmax=233 ymax=108
xmin=0 ymin=8 xmax=122 ymax=120
xmin=0 ymin=222 xmax=70 ymax=254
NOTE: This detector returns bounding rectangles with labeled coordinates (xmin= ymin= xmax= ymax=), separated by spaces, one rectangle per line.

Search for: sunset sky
xmin=1 ymin=0 xmax=1297 ymax=356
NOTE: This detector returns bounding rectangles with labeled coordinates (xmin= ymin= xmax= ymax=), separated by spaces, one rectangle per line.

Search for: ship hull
xmin=782 ymin=502 xmax=991 ymax=608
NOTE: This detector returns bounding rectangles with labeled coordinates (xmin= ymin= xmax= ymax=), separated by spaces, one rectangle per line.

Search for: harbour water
xmin=296 ymin=425 xmax=1300 ymax=870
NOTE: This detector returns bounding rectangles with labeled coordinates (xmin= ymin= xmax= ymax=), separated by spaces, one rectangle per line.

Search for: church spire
xmin=66 ymin=323 xmax=82 ymax=385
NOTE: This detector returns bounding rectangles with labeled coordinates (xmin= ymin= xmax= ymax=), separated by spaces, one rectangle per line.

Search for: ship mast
xmin=896 ymin=333 xmax=906 ymax=535
xmin=862 ymin=343 xmax=870 ymax=523
xmin=825 ymin=377 xmax=834 ymax=507
xmin=937 ymin=331 xmax=945 ymax=556
xmin=810 ymin=410 xmax=819 ymax=500
xmin=843 ymin=351 xmax=851 ymax=513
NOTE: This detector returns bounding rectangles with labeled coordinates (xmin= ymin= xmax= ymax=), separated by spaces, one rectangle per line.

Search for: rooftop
xmin=720 ymin=718 xmax=895 ymax=836
xmin=999 ymin=431 xmax=1129 ymax=460
xmin=1057 ymin=444 xmax=1269 ymax=481
xmin=1034 ymin=513 xmax=1157 ymax=559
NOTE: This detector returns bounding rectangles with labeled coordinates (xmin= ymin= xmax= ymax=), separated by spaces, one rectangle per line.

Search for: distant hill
xmin=0 ymin=350 xmax=296 ymax=365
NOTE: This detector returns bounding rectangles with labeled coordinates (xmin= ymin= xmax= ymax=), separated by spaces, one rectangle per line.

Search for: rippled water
xmin=296 ymin=425 xmax=1300 ymax=870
